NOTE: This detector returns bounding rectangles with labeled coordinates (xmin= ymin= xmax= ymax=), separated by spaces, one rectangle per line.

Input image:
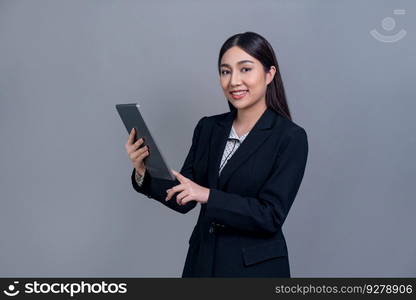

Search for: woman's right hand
xmin=125 ymin=128 xmax=149 ymax=176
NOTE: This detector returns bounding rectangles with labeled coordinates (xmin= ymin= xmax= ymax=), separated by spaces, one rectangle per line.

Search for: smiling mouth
xmin=229 ymin=90 xmax=248 ymax=99
xmin=229 ymin=89 xmax=248 ymax=95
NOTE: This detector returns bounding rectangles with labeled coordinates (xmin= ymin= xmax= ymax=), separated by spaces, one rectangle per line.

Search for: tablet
xmin=116 ymin=103 xmax=175 ymax=181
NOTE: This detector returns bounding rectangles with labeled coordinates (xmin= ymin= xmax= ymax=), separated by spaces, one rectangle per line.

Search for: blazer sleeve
xmin=205 ymin=126 xmax=308 ymax=235
xmin=131 ymin=116 xmax=206 ymax=214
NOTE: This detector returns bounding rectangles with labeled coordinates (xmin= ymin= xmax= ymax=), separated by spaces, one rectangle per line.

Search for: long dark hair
xmin=217 ymin=31 xmax=291 ymax=120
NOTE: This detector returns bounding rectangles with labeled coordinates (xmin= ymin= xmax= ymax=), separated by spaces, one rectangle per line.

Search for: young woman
xmin=125 ymin=31 xmax=308 ymax=277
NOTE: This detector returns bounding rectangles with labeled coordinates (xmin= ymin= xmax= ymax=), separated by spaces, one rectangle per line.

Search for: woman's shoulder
xmin=272 ymin=110 xmax=307 ymax=137
xmin=270 ymin=111 xmax=308 ymax=152
xmin=198 ymin=109 xmax=307 ymax=138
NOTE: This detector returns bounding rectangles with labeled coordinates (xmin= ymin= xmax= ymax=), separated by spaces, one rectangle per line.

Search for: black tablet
xmin=116 ymin=103 xmax=175 ymax=181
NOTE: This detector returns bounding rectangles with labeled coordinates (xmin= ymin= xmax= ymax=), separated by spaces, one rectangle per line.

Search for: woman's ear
xmin=266 ymin=66 xmax=277 ymax=85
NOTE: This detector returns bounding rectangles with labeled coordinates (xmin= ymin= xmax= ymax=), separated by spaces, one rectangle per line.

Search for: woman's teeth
xmin=230 ymin=90 xmax=248 ymax=99
xmin=231 ymin=90 xmax=248 ymax=95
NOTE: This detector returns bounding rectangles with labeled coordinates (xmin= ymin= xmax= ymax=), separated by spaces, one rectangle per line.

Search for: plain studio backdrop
xmin=0 ymin=0 xmax=415 ymax=277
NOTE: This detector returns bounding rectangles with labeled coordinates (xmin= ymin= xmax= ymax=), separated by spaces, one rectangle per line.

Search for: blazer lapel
xmin=207 ymin=107 xmax=277 ymax=190
xmin=207 ymin=109 xmax=235 ymax=189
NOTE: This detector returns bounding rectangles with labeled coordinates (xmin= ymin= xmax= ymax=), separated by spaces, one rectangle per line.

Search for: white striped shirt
xmin=135 ymin=125 xmax=251 ymax=185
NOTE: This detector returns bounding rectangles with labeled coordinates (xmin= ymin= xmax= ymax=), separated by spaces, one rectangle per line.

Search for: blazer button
xmin=209 ymin=224 xmax=214 ymax=234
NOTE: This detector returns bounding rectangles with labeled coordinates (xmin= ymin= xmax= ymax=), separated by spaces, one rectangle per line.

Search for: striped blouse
xmin=135 ymin=125 xmax=251 ymax=186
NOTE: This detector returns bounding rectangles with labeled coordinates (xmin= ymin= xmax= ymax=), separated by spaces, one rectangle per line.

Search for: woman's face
xmin=219 ymin=46 xmax=276 ymax=111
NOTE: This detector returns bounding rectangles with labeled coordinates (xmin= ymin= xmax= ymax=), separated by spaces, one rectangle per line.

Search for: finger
xmin=165 ymin=187 xmax=177 ymax=201
xmin=176 ymin=190 xmax=189 ymax=205
xmin=128 ymin=128 xmax=136 ymax=144
xmin=127 ymin=139 xmax=142 ymax=154
xmin=171 ymin=170 xmax=189 ymax=183
xmin=133 ymin=138 xmax=144 ymax=148
xmin=133 ymin=149 xmax=149 ymax=163
xmin=131 ymin=146 xmax=149 ymax=160
xmin=131 ymin=145 xmax=147 ymax=158
xmin=131 ymin=140 xmax=146 ymax=154
xmin=165 ymin=184 xmax=185 ymax=201
xmin=180 ymin=195 xmax=193 ymax=206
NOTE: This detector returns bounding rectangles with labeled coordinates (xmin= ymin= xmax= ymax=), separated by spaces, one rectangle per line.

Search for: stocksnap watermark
xmin=370 ymin=9 xmax=407 ymax=43
xmin=2 ymin=280 xmax=127 ymax=297
xmin=3 ymin=281 xmax=20 ymax=297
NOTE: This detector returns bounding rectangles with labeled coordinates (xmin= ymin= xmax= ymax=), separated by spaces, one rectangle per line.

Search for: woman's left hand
xmin=165 ymin=170 xmax=210 ymax=205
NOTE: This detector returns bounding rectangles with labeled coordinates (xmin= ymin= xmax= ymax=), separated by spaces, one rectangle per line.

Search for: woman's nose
xmin=230 ymin=72 xmax=242 ymax=86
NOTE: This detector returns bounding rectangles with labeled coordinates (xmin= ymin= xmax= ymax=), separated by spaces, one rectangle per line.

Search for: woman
xmin=125 ymin=31 xmax=308 ymax=277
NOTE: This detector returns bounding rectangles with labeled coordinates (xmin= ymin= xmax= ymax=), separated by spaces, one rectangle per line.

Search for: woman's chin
xmin=231 ymin=100 xmax=251 ymax=110
xmin=229 ymin=97 xmax=248 ymax=105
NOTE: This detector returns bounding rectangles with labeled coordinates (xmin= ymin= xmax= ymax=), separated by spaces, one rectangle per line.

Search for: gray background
xmin=1 ymin=0 xmax=415 ymax=277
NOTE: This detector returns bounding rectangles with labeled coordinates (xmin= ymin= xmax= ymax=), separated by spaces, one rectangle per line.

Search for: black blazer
xmin=131 ymin=107 xmax=308 ymax=277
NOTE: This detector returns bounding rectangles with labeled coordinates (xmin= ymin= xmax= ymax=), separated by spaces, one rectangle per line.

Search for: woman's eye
xmin=221 ymin=68 xmax=251 ymax=75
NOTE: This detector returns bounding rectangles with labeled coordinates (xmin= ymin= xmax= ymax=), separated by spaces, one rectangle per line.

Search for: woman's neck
xmin=233 ymin=101 xmax=267 ymax=133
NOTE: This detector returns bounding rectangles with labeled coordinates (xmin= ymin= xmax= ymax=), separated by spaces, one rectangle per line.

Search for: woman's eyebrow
xmin=220 ymin=60 xmax=254 ymax=68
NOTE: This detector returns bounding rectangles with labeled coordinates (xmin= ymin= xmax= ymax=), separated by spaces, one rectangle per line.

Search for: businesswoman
xmin=125 ymin=31 xmax=308 ymax=277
